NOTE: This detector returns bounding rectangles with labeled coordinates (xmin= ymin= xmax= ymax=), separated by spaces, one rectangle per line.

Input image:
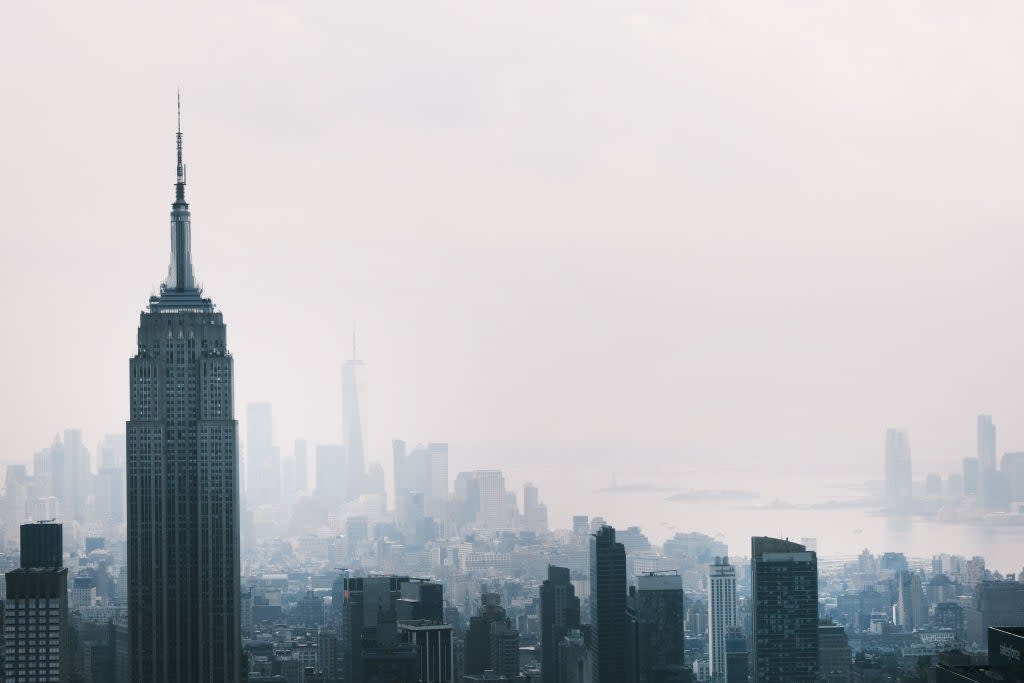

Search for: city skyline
xmin=4 ymin=4 xmax=1024 ymax=682
xmin=6 ymin=4 xmax=1024 ymax=490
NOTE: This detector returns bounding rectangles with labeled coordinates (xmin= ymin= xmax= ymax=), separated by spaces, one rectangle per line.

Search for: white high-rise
xmin=708 ymin=556 xmax=738 ymax=682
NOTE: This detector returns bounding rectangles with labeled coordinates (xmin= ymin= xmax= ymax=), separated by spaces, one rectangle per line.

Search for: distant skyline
xmin=5 ymin=3 xmax=1024 ymax=491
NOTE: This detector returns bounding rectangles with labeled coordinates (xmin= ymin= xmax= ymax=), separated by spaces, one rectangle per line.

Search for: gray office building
xmin=590 ymin=525 xmax=627 ymax=683
xmin=751 ymin=537 xmax=818 ymax=683
xmin=127 ymin=101 xmax=242 ymax=682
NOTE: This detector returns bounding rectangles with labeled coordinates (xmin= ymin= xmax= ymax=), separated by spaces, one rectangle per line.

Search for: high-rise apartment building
xmin=126 ymin=102 xmax=242 ymax=682
xmin=5 ymin=522 xmax=70 ymax=682
xmin=751 ymin=537 xmax=818 ymax=683
xmin=884 ymin=428 xmax=912 ymax=508
xmin=590 ymin=525 xmax=627 ymax=683
xmin=708 ymin=556 xmax=738 ymax=682
xmin=540 ymin=565 xmax=580 ymax=683
xmin=342 ymin=341 xmax=367 ymax=501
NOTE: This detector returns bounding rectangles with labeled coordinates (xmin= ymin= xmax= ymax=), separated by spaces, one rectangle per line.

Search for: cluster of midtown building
xmin=1 ymin=116 xmax=1022 ymax=682
xmin=3 ymin=518 xmax=1023 ymax=682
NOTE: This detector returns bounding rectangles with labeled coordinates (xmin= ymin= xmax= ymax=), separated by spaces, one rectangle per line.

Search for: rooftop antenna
xmin=175 ymin=89 xmax=186 ymax=198
xmin=352 ymin=322 xmax=357 ymax=360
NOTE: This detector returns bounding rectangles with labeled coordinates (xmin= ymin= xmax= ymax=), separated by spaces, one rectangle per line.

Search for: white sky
xmin=3 ymin=2 xmax=1024 ymax=485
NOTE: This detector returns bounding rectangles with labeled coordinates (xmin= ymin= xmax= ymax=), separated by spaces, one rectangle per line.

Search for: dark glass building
xmin=127 ymin=100 xmax=242 ymax=682
xmin=540 ymin=565 xmax=581 ymax=683
xmin=590 ymin=525 xmax=627 ymax=683
xmin=5 ymin=522 xmax=70 ymax=683
xmin=751 ymin=536 xmax=818 ymax=683
xmin=628 ymin=572 xmax=687 ymax=683
xmin=341 ymin=575 xmax=419 ymax=682
xmin=20 ymin=522 xmax=62 ymax=570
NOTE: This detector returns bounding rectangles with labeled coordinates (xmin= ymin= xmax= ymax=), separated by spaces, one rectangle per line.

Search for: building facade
xmin=708 ymin=557 xmax=738 ymax=682
xmin=540 ymin=565 xmax=580 ymax=683
xmin=590 ymin=525 xmax=627 ymax=683
xmin=751 ymin=537 xmax=818 ymax=683
xmin=631 ymin=572 xmax=686 ymax=682
xmin=127 ymin=103 xmax=242 ymax=682
xmin=4 ymin=522 xmax=70 ymax=683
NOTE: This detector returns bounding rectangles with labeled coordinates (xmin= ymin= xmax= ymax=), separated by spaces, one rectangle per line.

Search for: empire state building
xmin=127 ymin=99 xmax=242 ymax=682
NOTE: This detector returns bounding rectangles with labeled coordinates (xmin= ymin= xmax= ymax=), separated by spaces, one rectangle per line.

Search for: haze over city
xmin=5 ymin=3 xmax=1024 ymax=491
xmin=4 ymin=3 xmax=1024 ymax=683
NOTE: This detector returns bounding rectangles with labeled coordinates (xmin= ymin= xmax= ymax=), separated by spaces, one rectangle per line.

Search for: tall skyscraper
xmin=465 ymin=593 xmax=509 ymax=676
xmin=126 ymin=100 xmax=242 ymax=682
xmin=884 ymin=428 xmax=912 ymax=509
xmin=540 ymin=565 xmax=581 ymax=683
xmin=5 ymin=522 xmax=70 ymax=683
xmin=977 ymin=414 xmax=998 ymax=509
xmin=523 ymin=483 xmax=549 ymax=534
xmin=342 ymin=333 xmax=367 ymax=501
xmin=751 ymin=537 xmax=818 ymax=683
xmin=590 ymin=525 xmax=627 ymax=683
xmin=977 ymin=414 xmax=996 ymax=470
xmin=708 ymin=556 xmax=738 ymax=682
xmin=629 ymin=571 xmax=686 ymax=682
xmin=246 ymin=402 xmax=280 ymax=505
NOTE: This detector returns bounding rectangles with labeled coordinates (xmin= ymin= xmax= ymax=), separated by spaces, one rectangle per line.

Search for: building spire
xmin=164 ymin=90 xmax=196 ymax=292
xmin=175 ymin=89 xmax=186 ymax=202
xmin=351 ymin=322 xmax=357 ymax=360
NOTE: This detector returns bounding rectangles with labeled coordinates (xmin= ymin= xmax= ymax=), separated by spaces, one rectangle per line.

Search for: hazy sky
xmin=3 ymin=2 xmax=1024 ymax=490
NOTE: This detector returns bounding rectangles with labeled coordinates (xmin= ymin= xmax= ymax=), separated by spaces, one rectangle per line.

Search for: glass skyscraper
xmin=751 ymin=536 xmax=818 ymax=683
xmin=589 ymin=525 xmax=627 ymax=683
